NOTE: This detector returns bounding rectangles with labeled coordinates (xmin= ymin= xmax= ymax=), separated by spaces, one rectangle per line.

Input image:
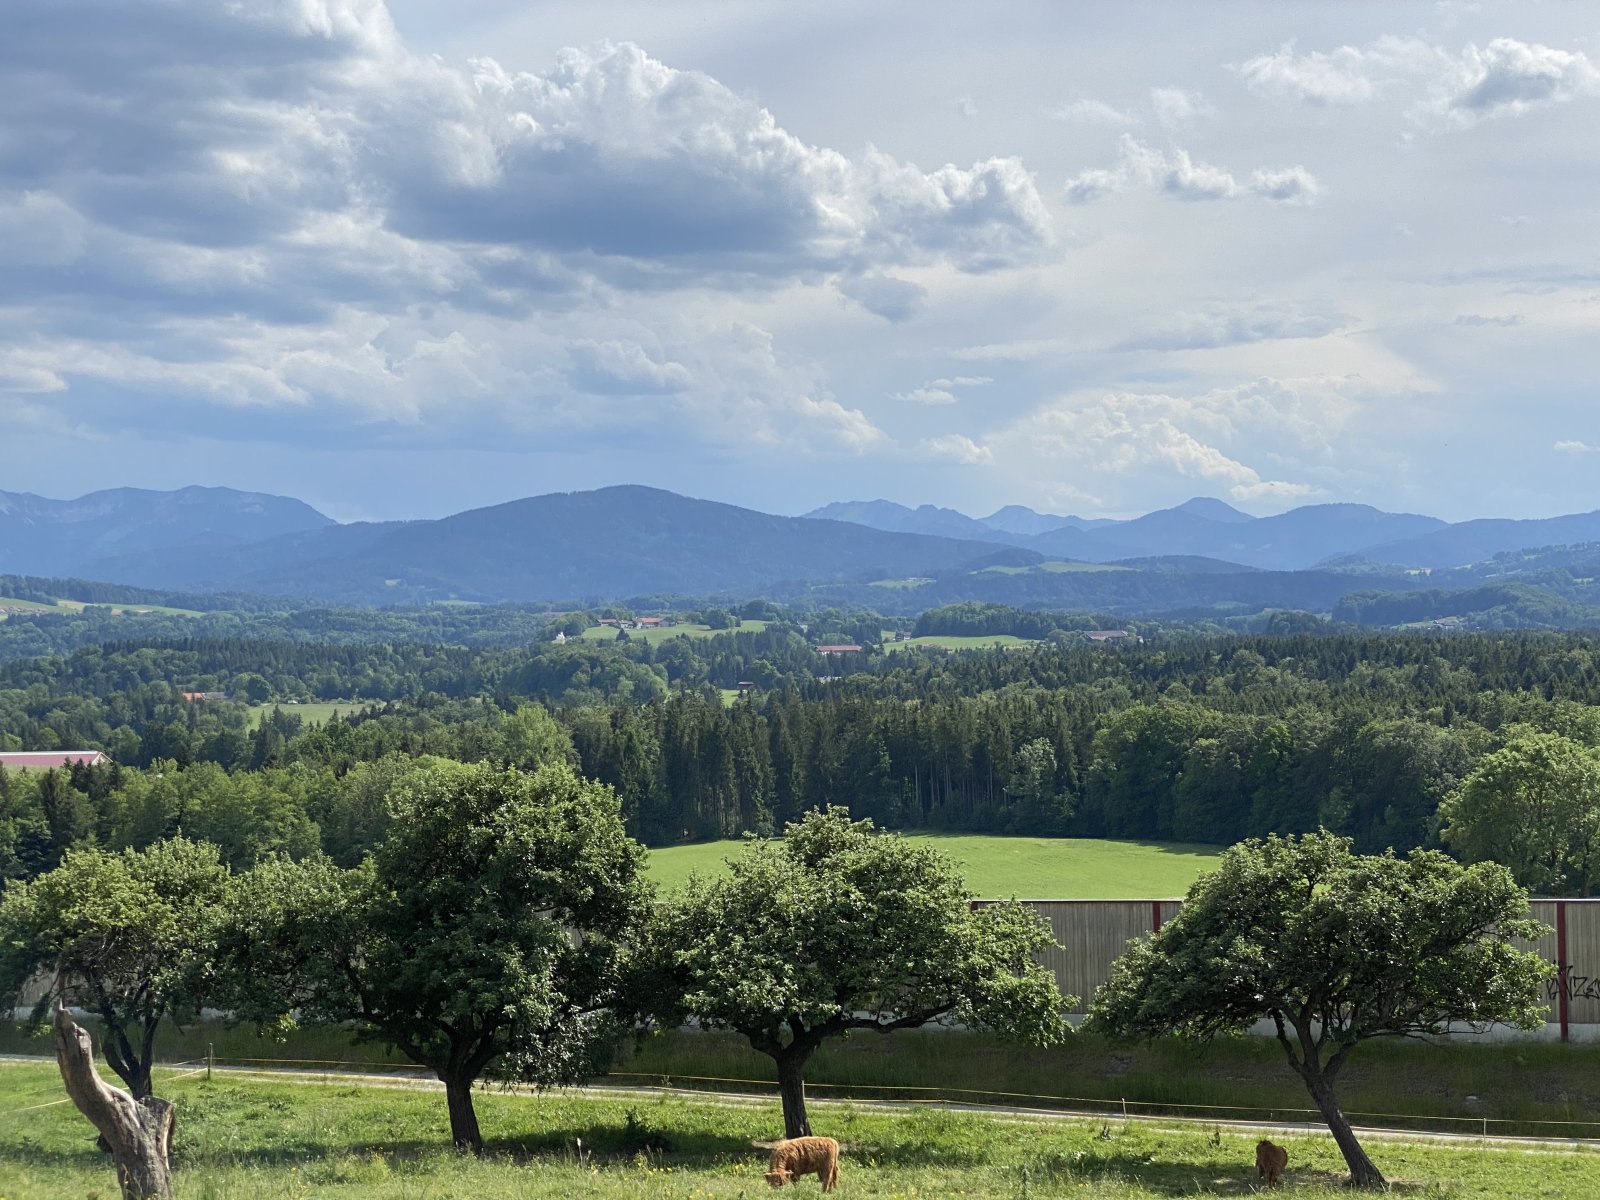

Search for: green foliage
xmin=213 ymin=760 xmax=651 ymax=1150
xmin=1089 ymin=830 xmax=1551 ymax=1185
xmin=653 ymin=808 xmax=1068 ymax=1136
xmin=0 ymin=837 xmax=228 ymax=1095
xmin=5 ymin=1059 xmax=1600 ymax=1198
xmin=1441 ymin=729 xmax=1600 ymax=896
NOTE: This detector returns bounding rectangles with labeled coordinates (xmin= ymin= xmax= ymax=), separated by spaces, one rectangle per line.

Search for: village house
xmin=0 ymin=750 xmax=110 ymax=771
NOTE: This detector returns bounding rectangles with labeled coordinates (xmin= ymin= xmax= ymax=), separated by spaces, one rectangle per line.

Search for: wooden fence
xmin=1005 ymin=898 xmax=1600 ymax=1037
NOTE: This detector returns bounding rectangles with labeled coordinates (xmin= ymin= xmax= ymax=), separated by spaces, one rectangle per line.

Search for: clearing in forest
xmin=647 ymin=834 xmax=1220 ymax=898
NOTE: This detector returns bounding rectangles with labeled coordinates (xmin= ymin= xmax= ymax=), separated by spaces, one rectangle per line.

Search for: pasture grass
xmin=579 ymin=620 xmax=769 ymax=646
xmin=3 ymin=1059 xmax=1599 ymax=1198
xmin=645 ymin=834 xmax=1220 ymax=898
xmin=884 ymin=634 xmax=1038 ymax=652
xmin=246 ymin=702 xmax=365 ymax=731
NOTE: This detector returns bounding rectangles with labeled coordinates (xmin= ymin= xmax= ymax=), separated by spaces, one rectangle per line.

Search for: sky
xmin=3 ymin=0 xmax=1599 ymax=524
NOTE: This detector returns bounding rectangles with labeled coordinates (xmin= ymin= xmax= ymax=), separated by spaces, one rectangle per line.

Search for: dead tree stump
xmin=53 ymin=1002 xmax=175 ymax=1200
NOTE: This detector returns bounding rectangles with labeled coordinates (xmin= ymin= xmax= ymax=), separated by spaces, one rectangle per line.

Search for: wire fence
xmin=4 ymin=1054 xmax=1600 ymax=1145
xmin=12 ymin=1056 xmax=1600 ymax=1152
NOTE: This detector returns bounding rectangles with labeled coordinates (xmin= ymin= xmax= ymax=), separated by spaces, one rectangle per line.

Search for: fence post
xmin=206 ymin=1042 xmax=213 ymax=1082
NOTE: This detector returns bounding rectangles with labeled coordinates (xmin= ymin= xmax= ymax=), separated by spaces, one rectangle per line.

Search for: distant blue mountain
xmin=0 ymin=485 xmax=334 ymax=577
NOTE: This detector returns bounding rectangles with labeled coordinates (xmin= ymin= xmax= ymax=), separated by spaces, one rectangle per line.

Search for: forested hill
xmin=63 ymin=486 xmax=1018 ymax=604
xmin=0 ymin=485 xmax=332 ymax=576
xmin=4 ymin=628 xmax=1600 ymax=880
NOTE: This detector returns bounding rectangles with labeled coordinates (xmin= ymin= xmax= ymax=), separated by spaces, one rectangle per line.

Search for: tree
xmin=1440 ymin=730 xmax=1600 ymax=896
xmin=652 ymin=808 xmax=1069 ymax=1139
xmin=1087 ymin=831 xmax=1550 ymax=1188
xmin=213 ymin=761 xmax=650 ymax=1153
xmin=0 ymin=838 xmax=228 ymax=1100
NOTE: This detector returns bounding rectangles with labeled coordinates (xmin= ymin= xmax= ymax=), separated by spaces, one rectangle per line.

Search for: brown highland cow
xmin=1256 ymin=1138 xmax=1288 ymax=1185
xmin=764 ymin=1136 xmax=840 ymax=1191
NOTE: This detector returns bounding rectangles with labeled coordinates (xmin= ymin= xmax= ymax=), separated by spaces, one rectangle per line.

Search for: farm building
xmin=0 ymin=750 xmax=109 ymax=771
xmin=1006 ymin=898 xmax=1600 ymax=1041
xmin=816 ymin=644 xmax=863 ymax=655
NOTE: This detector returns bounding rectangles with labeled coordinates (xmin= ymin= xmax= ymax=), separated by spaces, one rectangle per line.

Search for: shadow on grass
xmin=1018 ymin=1150 xmax=1434 ymax=1196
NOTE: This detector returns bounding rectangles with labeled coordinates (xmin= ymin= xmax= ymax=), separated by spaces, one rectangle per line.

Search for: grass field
xmin=580 ymin=619 xmax=769 ymax=646
xmin=3 ymin=1060 xmax=1597 ymax=1199
xmin=247 ymin=701 xmax=365 ymax=730
xmin=646 ymin=834 xmax=1220 ymax=898
xmin=884 ymin=634 xmax=1038 ymax=652
xmin=0 ymin=594 xmax=202 ymax=620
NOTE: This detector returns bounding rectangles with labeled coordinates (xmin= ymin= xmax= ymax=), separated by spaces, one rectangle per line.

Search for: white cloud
xmin=0 ymin=0 xmax=1061 ymax=453
xmin=893 ymin=387 xmax=958 ymax=406
xmin=1114 ymin=302 xmax=1352 ymax=352
xmin=1064 ymin=137 xmax=1319 ymax=205
xmin=1238 ymin=36 xmax=1600 ymax=127
xmin=1248 ymin=166 xmax=1322 ymax=205
xmin=1436 ymin=38 xmax=1600 ymax=124
xmin=1150 ymin=87 xmax=1214 ymax=128
xmin=568 ymin=339 xmax=692 ymax=395
xmin=1048 ymin=98 xmax=1137 ymax=126
xmin=1555 ymin=440 xmax=1598 ymax=454
xmin=981 ymin=375 xmax=1404 ymax=512
xmin=1236 ymin=37 xmax=1439 ymax=105
xmin=918 ymin=434 xmax=993 ymax=464
xmin=892 ymin=374 xmax=990 ymax=405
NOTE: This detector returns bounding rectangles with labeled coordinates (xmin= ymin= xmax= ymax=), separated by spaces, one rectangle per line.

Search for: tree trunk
xmin=443 ymin=1074 xmax=483 ymax=1154
xmin=53 ymin=1004 xmax=174 ymax=1200
xmin=775 ymin=1046 xmax=814 ymax=1139
xmin=1301 ymin=1066 xmax=1385 ymax=1188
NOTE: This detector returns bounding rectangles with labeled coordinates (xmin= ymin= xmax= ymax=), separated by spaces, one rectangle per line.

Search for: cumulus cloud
xmin=1238 ymin=36 xmax=1600 ymax=127
xmin=1440 ymin=38 xmax=1600 ymax=123
xmin=0 ymin=0 xmax=1058 ymax=451
xmin=981 ymin=375 xmax=1402 ymax=511
xmin=995 ymin=390 xmax=1307 ymax=500
xmin=918 ymin=434 xmax=993 ymax=464
xmin=1049 ymin=98 xmax=1138 ymax=126
xmin=1236 ymin=37 xmax=1439 ymax=105
xmin=1064 ymin=137 xmax=1319 ymax=205
xmin=1150 ymin=87 xmax=1214 ymax=127
xmin=567 ymin=340 xmax=692 ymax=395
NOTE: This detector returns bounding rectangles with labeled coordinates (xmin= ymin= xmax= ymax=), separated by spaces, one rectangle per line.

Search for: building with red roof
xmin=0 ymin=750 xmax=109 ymax=771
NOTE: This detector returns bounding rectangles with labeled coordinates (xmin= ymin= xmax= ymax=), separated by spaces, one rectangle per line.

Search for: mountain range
xmin=803 ymin=496 xmax=1463 ymax=570
xmin=6 ymin=484 xmax=1600 ymax=612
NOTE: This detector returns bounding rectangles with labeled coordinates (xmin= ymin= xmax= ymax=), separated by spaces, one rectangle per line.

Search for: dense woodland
xmin=4 ymin=603 xmax=1600 ymax=892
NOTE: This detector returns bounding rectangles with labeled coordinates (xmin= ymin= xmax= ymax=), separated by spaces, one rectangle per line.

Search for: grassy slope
xmin=647 ymin=835 xmax=1221 ymax=898
xmin=884 ymin=633 xmax=1037 ymax=652
xmin=246 ymin=701 xmax=363 ymax=731
xmin=2 ymin=1061 xmax=1596 ymax=1198
xmin=579 ymin=619 xmax=769 ymax=646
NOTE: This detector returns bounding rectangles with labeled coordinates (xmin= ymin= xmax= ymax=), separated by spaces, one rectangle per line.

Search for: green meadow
xmin=3 ymin=1060 xmax=1598 ymax=1199
xmin=646 ymin=834 xmax=1221 ymax=898
xmin=246 ymin=701 xmax=366 ymax=730
xmin=884 ymin=633 xmax=1038 ymax=652
xmin=579 ymin=619 xmax=770 ymax=646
